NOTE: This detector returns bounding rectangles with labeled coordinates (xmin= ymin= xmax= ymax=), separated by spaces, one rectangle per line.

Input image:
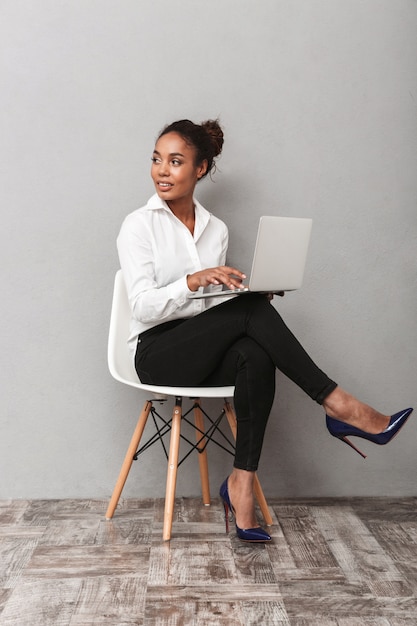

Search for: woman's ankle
xmin=228 ymin=470 xmax=257 ymax=529
xmin=229 ymin=468 xmax=255 ymax=491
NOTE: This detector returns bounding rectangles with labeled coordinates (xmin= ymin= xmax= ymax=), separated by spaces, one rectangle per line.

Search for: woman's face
xmin=151 ymin=132 xmax=207 ymax=206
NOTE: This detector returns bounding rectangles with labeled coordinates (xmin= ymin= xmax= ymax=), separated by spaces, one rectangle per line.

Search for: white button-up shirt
xmin=117 ymin=193 xmax=229 ymax=355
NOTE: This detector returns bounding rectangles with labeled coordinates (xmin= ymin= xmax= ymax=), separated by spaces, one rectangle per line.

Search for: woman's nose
xmin=159 ymin=161 xmax=169 ymax=176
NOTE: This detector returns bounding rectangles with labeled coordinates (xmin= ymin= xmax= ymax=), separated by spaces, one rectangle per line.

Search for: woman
xmin=117 ymin=118 xmax=412 ymax=542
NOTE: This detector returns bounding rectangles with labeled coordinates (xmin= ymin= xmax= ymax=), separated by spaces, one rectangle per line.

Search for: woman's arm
xmin=117 ymin=209 xmax=235 ymax=325
xmin=117 ymin=218 xmax=192 ymax=324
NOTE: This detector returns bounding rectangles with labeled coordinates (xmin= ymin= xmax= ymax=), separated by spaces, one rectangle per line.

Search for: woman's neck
xmin=166 ymin=199 xmax=195 ymax=235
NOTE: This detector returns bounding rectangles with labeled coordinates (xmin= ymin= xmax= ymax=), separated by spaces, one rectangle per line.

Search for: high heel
xmin=219 ymin=477 xmax=271 ymax=542
xmin=326 ymin=407 xmax=413 ymax=459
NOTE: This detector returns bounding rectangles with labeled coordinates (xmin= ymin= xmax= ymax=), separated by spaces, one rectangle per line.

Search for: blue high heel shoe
xmin=219 ymin=477 xmax=271 ymax=542
xmin=326 ymin=407 xmax=413 ymax=458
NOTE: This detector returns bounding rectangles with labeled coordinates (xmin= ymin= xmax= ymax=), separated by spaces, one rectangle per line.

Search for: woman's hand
xmin=187 ymin=266 xmax=246 ymax=292
xmin=265 ymin=291 xmax=285 ymax=301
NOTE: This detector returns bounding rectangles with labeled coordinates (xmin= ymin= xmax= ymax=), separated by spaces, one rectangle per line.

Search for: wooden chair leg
xmin=193 ymin=401 xmax=211 ymax=506
xmin=223 ymin=400 xmax=273 ymax=527
xmin=252 ymin=475 xmax=273 ymax=526
xmin=106 ymin=400 xmax=153 ymax=520
xmin=163 ymin=398 xmax=182 ymax=541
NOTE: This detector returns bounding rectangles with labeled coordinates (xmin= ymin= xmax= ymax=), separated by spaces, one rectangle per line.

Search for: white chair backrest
xmin=108 ymin=270 xmax=139 ymax=386
xmin=108 ymin=270 xmax=235 ymax=398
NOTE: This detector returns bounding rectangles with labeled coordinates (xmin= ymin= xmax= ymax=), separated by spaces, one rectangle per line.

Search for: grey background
xmin=1 ymin=0 xmax=416 ymax=499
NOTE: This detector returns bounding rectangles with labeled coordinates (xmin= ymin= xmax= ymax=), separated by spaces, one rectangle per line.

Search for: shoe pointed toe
xmin=236 ymin=525 xmax=272 ymax=542
xmin=381 ymin=408 xmax=414 ymax=443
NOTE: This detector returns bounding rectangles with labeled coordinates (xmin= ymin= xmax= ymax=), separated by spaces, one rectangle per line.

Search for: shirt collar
xmin=146 ymin=193 xmax=211 ymax=242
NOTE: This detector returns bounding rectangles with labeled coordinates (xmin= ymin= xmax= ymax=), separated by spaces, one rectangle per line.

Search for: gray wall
xmin=1 ymin=0 xmax=416 ymax=500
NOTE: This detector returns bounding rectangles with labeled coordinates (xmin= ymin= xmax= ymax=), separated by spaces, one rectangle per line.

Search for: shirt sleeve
xmin=117 ymin=214 xmax=193 ymax=325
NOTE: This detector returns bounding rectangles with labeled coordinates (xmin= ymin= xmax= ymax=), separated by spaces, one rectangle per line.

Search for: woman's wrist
xmin=186 ymin=274 xmax=198 ymax=291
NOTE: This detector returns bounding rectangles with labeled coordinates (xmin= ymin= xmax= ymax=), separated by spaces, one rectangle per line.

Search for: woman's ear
xmin=197 ymin=160 xmax=208 ymax=179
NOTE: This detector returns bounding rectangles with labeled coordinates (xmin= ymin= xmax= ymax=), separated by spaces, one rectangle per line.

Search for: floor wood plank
xmin=0 ymin=578 xmax=82 ymax=625
xmin=24 ymin=545 xmax=150 ymax=579
xmin=69 ymin=576 xmax=147 ymax=625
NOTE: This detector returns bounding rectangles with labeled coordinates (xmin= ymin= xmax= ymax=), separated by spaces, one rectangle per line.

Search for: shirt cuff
xmin=167 ymin=274 xmax=193 ymax=304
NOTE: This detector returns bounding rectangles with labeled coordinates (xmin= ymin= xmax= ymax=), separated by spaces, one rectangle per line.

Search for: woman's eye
xmin=151 ymin=156 xmax=161 ymax=164
xmin=171 ymin=159 xmax=181 ymax=166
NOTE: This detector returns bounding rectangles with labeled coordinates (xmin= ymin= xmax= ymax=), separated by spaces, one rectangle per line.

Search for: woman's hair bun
xmin=201 ymin=119 xmax=224 ymax=158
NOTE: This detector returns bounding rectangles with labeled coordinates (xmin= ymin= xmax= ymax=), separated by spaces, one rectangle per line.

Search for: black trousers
xmin=135 ymin=294 xmax=337 ymax=471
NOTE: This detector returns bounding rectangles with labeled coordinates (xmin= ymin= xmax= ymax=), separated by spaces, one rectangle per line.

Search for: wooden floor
xmin=1 ymin=497 xmax=417 ymax=625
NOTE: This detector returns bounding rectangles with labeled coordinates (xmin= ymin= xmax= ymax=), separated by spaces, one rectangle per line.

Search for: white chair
xmin=105 ymin=270 xmax=272 ymax=540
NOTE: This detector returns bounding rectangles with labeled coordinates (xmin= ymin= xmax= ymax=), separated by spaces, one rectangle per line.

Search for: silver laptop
xmin=188 ymin=215 xmax=312 ymax=299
